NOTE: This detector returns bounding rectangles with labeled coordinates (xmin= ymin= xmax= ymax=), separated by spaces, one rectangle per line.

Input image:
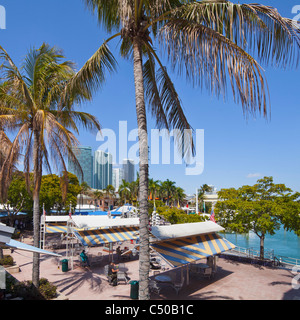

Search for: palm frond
xmin=159 ymin=19 xmax=269 ymax=117
xmin=66 ymin=42 xmax=118 ymax=103
xmin=170 ymin=1 xmax=300 ymax=68
xmin=84 ymin=0 xmax=122 ymax=32
xmin=143 ymin=42 xmax=194 ymax=157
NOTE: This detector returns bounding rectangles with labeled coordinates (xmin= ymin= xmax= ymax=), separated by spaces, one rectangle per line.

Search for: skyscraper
xmin=68 ymin=146 xmax=93 ymax=187
xmin=112 ymin=167 xmax=124 ymax=191
xmin=122 ymin=159 xmax=135 ymax=183
xmin=93 ymin=150 xmax=113 ymax=190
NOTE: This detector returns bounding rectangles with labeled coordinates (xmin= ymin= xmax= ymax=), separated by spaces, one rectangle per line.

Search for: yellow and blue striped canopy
xmin=46 ymin=223 xmax=69 ymax=234
xmin=150 ymin=233 xmax=235 ymax=267
xmin=45 ymin=223 xmax=101 ymax=234
xmin=74 ymin=226 xmax=139 ymax=246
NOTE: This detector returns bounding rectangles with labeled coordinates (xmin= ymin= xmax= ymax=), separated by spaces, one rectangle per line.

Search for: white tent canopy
xmin=45 ymin=216 xmax=140 ymax=229
xmin=150 ymin=221 xmax=224 ymax=241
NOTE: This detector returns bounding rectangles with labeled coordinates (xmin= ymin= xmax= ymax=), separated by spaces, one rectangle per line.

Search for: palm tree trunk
xmin=32 ymin=129 xmax=42 ymax=288
xmin=133 ymin=38 xmax=150 ymax=300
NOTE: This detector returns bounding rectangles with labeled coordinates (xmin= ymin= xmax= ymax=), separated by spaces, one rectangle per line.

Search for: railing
xmin=228 ymin=246 xmax=299 ymax=268
xmin=276 ymin=256 xmax=300 ymax=267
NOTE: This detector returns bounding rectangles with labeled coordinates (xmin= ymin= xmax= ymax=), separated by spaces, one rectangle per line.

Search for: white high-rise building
xmin=93 ymin=150 xmax=113 ymax=190
xmin=112 ymin=168 xmax=124 ymax=191
xmin=122 ymin=159 xmax=135 ymax=183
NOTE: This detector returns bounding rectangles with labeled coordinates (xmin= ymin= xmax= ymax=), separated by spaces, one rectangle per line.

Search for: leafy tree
xmin=4 ymin=171 xmax=33 ymax=226
xmin=75 ymin=0 xmax=300 ymax=300
xmin=157 ymin=206 xmax=206 ymax=224
xmin=160 ymin=179 xmax=176 ymax=205
xmin=0 ymin=44 xmax=100 ymax=287
xmin=215 ymin=177 xmax=300 ymax=259
xmin=39 ymin=172 xmax=81 ymax=214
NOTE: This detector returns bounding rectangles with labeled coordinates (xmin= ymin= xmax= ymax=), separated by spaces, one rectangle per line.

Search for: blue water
xmin=221 ymin=226 xmax=300 ymax=259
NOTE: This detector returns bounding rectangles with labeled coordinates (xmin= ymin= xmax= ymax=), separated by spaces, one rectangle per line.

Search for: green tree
xmin=119 ymin=180 xmax=131 ymax=204
xmin=75 ymin=0 xmax=300 ymax=300
xmin=39 ymin=173 xmax=81 ymax=214
xmin=173 ymin=186 xmax=186 ymax=207
xmin=160 ymin=179 xmax=176 ymax=205
xmin=5 ymin=171 xmax=33 ymax=226
xmin=148 ymin=178 xmax=161 ymax=208
xmin=157 ymin=206 xmax=205 ymax=224
xmin=198 ymin=184 xmax=213 ymax=213
xmin=215 ymin=177 xmax=300 ymax=259
xmin=0 ymin=44 xmax=100 ymax=288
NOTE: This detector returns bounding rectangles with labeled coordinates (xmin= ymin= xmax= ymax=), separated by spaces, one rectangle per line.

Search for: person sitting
xmin=116 ymin=246 xmax=122 ymax=256
xmin=80 ymin=250 xmax=90 ymax=267
xmin=108 ymin=262 xmax=119 ymax=286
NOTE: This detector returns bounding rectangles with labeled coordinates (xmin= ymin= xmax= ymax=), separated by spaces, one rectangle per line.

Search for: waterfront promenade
xmin=5 ymin=236 xmax=300 ymax=300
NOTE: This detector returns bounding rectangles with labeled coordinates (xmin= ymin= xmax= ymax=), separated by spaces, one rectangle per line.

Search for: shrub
xmin=5 ymin=277 xmax=57 ymax=300
xmin=38 ymin=278 xmax=57 ymax=300
xmin=0 ymin=255 xmax=14 ymax=266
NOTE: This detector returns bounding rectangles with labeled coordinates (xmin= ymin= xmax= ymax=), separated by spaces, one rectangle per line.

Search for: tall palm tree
xmin=0 ymin=44 xmax=101 ymax=287
xmin=74 ymin=0 xmax=300 ymax=300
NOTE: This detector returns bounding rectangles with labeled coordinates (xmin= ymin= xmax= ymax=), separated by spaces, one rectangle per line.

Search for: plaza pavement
xmin=5 ymin=236 xmax=300 ymax=301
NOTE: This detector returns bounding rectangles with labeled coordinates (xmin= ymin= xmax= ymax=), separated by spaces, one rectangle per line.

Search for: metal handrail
xmin=229 ymin=245 xmax=299 ymax=267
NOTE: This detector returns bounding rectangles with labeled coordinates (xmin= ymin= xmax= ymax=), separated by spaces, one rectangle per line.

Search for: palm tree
xmin=198 ymin=184 xmax=213 ymax=212
xmin=0 ymin=44 xmax=101 ymax=287
xmin=148 ymin=178 xmax=160 ymax=208
xmin=119 ymin=179 xmax=131 ymax=204
xmin=74 ymin=0 xmax=300 ymax=300
xmin=93 ymin=189 xmax=104 ymax=208
xmin=104 ymin=184 xmax=115 ymax=209
xmin=161 ymin=179 xmax=176 ymax=205
xmin=173 ymin=186 xmax=186 ymax=208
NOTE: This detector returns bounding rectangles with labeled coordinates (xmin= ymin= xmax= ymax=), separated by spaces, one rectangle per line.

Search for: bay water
xmin=222 ymin=226 xmax=300 ymax=260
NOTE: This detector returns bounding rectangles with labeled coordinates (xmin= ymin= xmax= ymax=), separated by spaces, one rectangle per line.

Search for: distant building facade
xmin=93 ymin=150 xmax=113 ymax=190
xmin=122 ymin=159 xmax=135 ymax=183
xmin=68 ymin=146 xmax=93 ymax=187
xmin=112 ymin=167 xmax=124 ymax=191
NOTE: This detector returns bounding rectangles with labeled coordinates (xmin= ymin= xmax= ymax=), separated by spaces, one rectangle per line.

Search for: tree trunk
xmin=32 ymin=130 xmax=42 ymax=288
xmin=259 ymin=234 xmax=265 ymax=260
xmin=133 ymin=38 xmax=150 ymax=300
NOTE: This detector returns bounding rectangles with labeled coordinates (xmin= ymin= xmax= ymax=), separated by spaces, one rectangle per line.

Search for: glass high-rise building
xmin=93 ymin=150 xmax=113 ymax=190
xmin=112 ymin=167 xmax=124 ymax=191
xmin=68 ymin=146 xmax=93 ymax=187
xmin=122 ymin=159 xmax=135 ymax=183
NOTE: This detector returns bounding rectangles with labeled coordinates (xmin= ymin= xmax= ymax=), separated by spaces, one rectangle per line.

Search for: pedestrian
xmin=80 ymin=250 xmax=90 ymax=267
xmin=108 ymin=262 xmax=119 ymax=286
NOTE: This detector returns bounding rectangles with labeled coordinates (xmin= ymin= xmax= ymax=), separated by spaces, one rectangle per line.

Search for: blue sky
xmin=1 ymin=0 xmax=300 ymax=195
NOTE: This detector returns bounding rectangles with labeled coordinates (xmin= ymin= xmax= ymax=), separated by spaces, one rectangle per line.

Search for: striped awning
xmin=45 ymin=223 xmax=69 ymax=234
xmin=74 ymin=226 xmax=139 ymax=246
xmin=150 ymin=233 xmax=235 ymax=267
